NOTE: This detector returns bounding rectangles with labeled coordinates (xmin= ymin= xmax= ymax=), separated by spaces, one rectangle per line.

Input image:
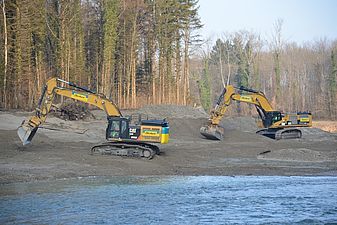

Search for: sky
xmin=198 ymin=0 xmax=337 ymax=44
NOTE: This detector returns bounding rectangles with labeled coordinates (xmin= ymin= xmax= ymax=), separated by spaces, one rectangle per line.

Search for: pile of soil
xmin=220 ymin=116 xmax=258 ymax=132
xmin=51 ymin=100 xmax=94 ymax=121
xmin=135 ymin=104 xmax=208 ymax=119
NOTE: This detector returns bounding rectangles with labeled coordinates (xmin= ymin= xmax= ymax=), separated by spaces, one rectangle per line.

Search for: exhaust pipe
xmin=200 ymin=124 xmax=224 ymax=140
xmin=17 ymin=120 xmax=39 ymax=145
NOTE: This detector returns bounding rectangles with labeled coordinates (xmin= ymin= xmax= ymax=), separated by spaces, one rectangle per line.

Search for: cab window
xmin=110 ymin=120 xmax=120 ymax=138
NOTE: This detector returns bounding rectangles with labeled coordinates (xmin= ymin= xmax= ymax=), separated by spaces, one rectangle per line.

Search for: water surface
xmin=1 ymin=176 xmax=337 ymax=224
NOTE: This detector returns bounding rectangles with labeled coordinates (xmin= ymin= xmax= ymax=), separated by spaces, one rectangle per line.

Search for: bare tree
xmin=2 ymin=0 xmax=7 ymax=108
xmin=270 ymin=19 xmax=284 ymax=106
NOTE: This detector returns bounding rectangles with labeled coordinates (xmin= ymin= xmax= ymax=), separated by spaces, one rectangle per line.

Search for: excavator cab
xmin=106 ymin=117 xmax=130 ymax=139
xmin=263 ymin=111 xmax=282 ymax=127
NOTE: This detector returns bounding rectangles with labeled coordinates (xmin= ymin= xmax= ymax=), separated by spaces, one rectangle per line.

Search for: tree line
xmin=195 ymin=20 xmax=337 ymax=120
xmin=0 ymin=0 xmax=201 ymax=110
xmin=1 ymin=1 xmax=336 ymax=120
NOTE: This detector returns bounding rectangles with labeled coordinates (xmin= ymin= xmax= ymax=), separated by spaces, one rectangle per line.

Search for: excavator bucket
xmin=17 ymin=120 xmax=39 ymax=145
xmin=200 ymin=124 xmax=225 ymax=140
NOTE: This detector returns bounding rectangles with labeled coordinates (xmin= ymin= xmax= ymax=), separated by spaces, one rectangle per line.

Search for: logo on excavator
xmin=299 ymin=117 xmax=310 ymax=122
xmin=71 ymin=91 xmax=88 ymax=102
xmin=240 ymin=95 xmax=252 ymax=102
xmin=141 ymin=127 xmax=161 ymax=137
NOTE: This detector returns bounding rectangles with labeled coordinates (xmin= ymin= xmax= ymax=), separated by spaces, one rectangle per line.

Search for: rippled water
xmin=1 ymin=176 xmax=337 ymax=224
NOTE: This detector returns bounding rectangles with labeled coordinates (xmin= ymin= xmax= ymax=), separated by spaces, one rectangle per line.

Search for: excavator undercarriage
xmin=91 ymin=141 xmax=160 ymax=159
xmin=256 ymin=128 xmax=302 ymax=140
xmin=200 ymin=125 xmax=303 ymax=141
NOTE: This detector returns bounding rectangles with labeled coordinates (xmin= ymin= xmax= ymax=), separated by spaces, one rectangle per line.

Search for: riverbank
xmin=1 ymin=105 xmax=337 ymax=184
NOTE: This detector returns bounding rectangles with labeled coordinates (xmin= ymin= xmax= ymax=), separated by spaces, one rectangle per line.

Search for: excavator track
xmin=90 ymin=142 xmax=160 ymax=159
xmin=256 ymin=128 xmax=302 ymax=140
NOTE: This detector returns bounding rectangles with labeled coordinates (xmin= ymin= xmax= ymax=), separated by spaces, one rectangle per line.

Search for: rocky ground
xmin=0 ymin=105 xmax=337 ymax=184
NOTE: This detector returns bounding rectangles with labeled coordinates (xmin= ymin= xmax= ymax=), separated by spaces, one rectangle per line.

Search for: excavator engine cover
xmin=200 ymin=124 xmax=224 ymax=140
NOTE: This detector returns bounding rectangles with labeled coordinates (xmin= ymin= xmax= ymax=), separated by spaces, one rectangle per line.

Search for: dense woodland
xmin=0 ymin=0 xmax=201 ymax=109
xmin=0 ymin=1 xmax=336 ymax=119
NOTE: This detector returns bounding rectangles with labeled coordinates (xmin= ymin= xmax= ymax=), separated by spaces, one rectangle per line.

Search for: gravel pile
xmin=133 ymin=105 xmax=208 ymax=119
xmin=51 ymin=100 xmax=95 ymax=121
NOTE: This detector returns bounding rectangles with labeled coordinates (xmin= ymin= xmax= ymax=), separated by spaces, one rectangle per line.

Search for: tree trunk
xmin=183 ymin=29 xmax=190 ymax=105
xmin=175 ymin=38 xmax=181 ymax=104
xmin=130 ymin=11 xmax=138 ymax=108
xmin=2 ymin=0 xmax=7 ymax=108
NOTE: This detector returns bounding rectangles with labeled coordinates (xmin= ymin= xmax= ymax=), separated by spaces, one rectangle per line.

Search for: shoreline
xmin=1 ymin=107 xmax=337 ymax=184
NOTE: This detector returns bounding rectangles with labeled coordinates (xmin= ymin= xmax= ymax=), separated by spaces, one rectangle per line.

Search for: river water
xmin=1 ymin=176 xmax=337 ymax=224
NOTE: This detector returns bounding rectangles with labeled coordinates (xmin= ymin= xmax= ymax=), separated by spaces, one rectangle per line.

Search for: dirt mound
xmin=135 ymin=105 xmax=208 ymax=119
xmin=220 ymin=116 xmax=258 ymax=132
xmin=169 ymin=118 xmax=209 ymax=140
xmin=301 ymin=128 xmax=337 ymax=141
xmin=51 ymin=100 xmax=94 ymax=121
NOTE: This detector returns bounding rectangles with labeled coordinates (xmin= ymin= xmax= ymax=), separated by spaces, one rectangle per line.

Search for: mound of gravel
xmin=51 ymin=100 xmax=95 ymax=121
xmin=136 ymin=105 xmax=208 ymax=119
xmin=301 ymin=128 xmax=337 ymax=141
xmin=220 ymin=116 xmax=258 ymax=132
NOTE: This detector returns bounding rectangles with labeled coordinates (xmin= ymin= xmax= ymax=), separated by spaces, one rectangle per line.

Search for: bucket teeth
xmin=200 ymin=125 xmax=224 ymax=140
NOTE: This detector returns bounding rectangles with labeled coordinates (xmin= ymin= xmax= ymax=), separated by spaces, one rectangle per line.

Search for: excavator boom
xmin=17 ymin=78 xmax=121 ymax=145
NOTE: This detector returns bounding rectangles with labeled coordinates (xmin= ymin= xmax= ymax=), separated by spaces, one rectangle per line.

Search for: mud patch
xmin=257 ymin=148 xmax=337 ymax=162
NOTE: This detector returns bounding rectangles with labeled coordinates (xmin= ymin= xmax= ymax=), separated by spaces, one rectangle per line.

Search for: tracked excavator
xmin=200 ymin=85 xmax=312 ymax=140
xmin=17 ymin=78 xmax=169 ymax=159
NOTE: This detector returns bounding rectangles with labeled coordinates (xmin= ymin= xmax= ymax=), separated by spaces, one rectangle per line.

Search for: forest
xmin=0 ymin=0 xmax=336 ymax=119
xmin=0 ymin=0 xmax=201 ymax=109
xmin=195 ymin=20 xmax=337 ymax=120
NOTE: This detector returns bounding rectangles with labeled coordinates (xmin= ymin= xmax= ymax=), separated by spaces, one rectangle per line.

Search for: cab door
xmin=119 ymin=118 xmax=129 ymax=139
xmin=106 ymin=117 xmax=129 ymax=140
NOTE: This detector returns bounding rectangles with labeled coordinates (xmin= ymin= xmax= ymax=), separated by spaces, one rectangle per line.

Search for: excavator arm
xmin=17 ymin=78 xmax=121 ymax=145
xmin=205 ymin=85 xmax=274 ymax=124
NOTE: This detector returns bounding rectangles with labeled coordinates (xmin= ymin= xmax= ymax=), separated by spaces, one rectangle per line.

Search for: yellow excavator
xmin=200 ymin=85 xmax=312 ymax=140
xmin=17 ymin=78 xmax=169 ymax=159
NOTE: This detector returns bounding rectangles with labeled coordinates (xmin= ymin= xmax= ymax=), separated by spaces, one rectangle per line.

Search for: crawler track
xmin=90 ymin=142 xmax=160 ymax=159
xmin=256 ymin=128 xmax=302 ymax=140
